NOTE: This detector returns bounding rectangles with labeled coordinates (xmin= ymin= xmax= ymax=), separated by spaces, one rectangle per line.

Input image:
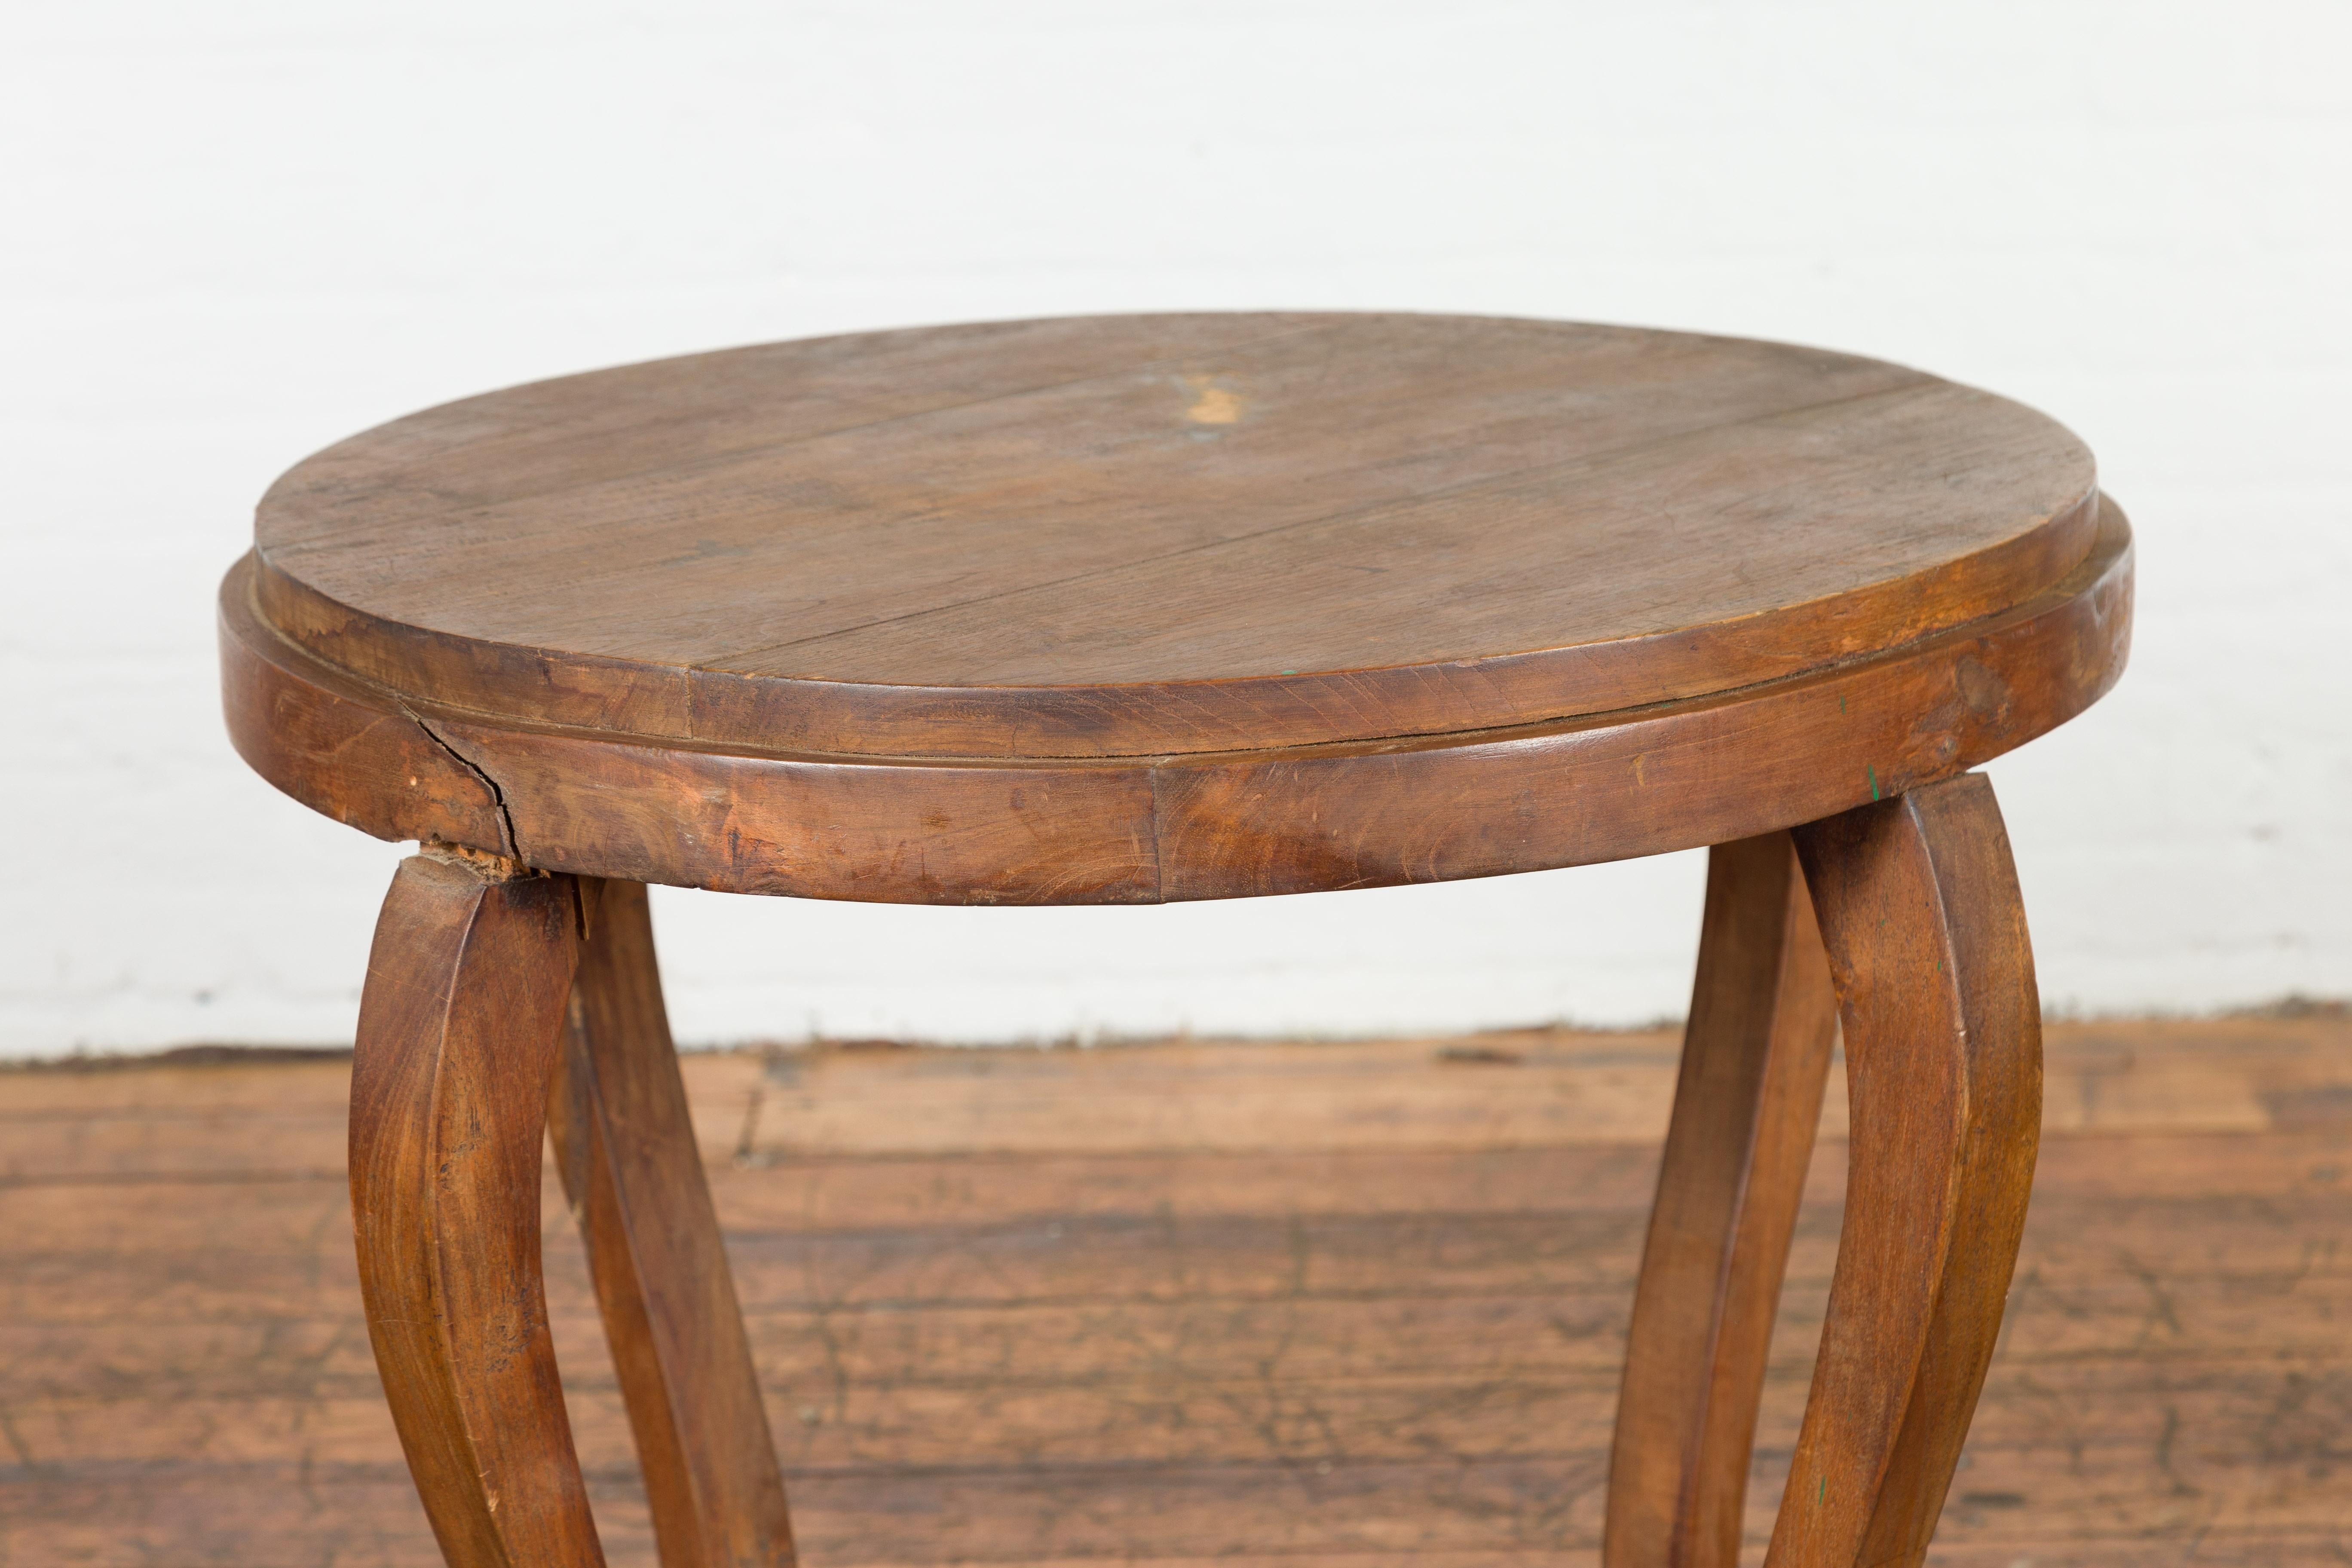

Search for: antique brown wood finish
xmin=349 ymin=852 xmax=603 ymax=1567
xmin=249 ymin=315 xmax=2098 ymax=761
xmin=224 ymin=313 xmax=2128 ymax=1567
xmin=551 ymin=881 xmax=797 ymax=1568
xmin=1773 ymin=775 xmax=2043 ymax=1568
xmin=218 ymin=499 xmax=2131 ymax=905
xmin=1606 ymin=833 xmax=1839 ymax=1568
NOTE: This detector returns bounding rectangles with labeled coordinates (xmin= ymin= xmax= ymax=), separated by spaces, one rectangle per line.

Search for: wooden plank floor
xmin=3 ymin=1010 xmax=2349 ymax=1565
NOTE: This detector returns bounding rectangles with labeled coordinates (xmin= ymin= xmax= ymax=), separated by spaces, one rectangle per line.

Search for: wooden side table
xmin=219 ymin=313 xmax=2131 ymax=1568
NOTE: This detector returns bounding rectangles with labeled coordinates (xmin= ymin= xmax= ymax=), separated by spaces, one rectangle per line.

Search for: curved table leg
xmin=550 ymin=879 xmax=798 ymax=1568
xmin=350 ymin=851 xmax=606 ymax=1566
xmin=1607 ymin=831 xmax=1841 ymax=1568
xmin=1764 ymin=772 xmax=2044 ymax=1568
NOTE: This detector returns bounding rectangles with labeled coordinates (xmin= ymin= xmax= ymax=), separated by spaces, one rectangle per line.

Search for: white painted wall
xmin=4 ymin=2 xmax=2347 ymax=1057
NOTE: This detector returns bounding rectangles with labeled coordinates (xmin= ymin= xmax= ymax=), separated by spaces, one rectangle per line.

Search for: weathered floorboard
xmin=1 ymin=1013 xmax=2347 ymax=1565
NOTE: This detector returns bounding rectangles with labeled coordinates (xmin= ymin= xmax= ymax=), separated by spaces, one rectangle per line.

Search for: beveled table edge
xmin=220 ymin=497 xmax=2131 ymax=905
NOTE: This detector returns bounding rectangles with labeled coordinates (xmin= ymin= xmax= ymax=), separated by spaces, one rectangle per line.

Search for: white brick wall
xmin=4 ymin=2 xmax=2346 ymax=1056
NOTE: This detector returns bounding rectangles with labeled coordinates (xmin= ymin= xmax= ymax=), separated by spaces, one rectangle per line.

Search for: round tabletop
xmin=224 ymin=313 xmax=2132 ymax=903
xmin=252 ymin=313 xmax=2099 ymax=760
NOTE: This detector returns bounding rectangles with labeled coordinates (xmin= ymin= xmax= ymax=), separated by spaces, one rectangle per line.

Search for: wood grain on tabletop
xmin=219 ymin=313 xmax=2133 ymax=905
xmin=6 ymin=1008 xmax=2350 ymax=1565
xmin=251 ymin=315 xmax=2098 ymax=758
